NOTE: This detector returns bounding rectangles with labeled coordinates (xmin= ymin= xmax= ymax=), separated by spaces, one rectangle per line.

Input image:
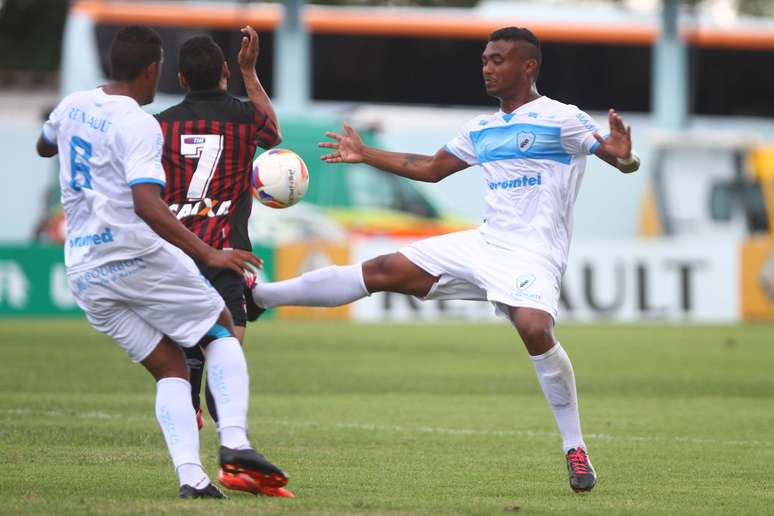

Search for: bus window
xmin=691 ymin=47 xmax=774 ymax=117
xmin=311 ymin=34 xmax=651 ymax=112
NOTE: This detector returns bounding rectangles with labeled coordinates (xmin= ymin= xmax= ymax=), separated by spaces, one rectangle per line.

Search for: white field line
xmin=1 ymin=407 xmax=771 ymax=449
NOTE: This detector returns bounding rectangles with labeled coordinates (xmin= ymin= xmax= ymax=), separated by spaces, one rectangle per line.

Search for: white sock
xmin=155 ymin=377 xmax=209 ymax=487
xmin=204 ymin=336 xmax=251 ymax=450
xmin=253 ymin=264 xmax=368 ymax=308
xmin=530 ymin=343 xmax=586 ymax=454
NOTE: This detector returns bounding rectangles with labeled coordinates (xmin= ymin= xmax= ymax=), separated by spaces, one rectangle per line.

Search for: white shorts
xmin=68 ymin=243 xmax=225 ymax=363
xmin=399 ymin=230 xmax=560 ymax=321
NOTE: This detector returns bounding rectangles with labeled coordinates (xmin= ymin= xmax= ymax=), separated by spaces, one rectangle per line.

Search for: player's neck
xmin=101 ymin=82 xmax=148 ymax=105
xmin=499 ymin=86 xmax=541 ymax=114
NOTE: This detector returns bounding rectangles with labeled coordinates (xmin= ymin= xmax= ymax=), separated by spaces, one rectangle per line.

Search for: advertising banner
xmin=562 ymin=239 xmax=738 ymax=322
xmin=0 ymin=245 xmax=80 ymax=316
xmin=740 ymin=237 xmax=774 ymax=320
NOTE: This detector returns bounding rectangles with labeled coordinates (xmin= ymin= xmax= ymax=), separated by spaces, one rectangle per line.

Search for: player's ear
xmin=142 ymin=61 xmax=160 ymax=82
xmin=221 ymin=61 xmax=230 ymax=81
xmin=524 ymin=58 xmax=538 ymax=81
xmin=178 ymin=71 xmax=188 ymax=91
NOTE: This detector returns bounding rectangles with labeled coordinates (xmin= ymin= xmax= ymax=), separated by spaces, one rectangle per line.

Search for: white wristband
xmin=616 ymin=149 xmax=639 ymax=167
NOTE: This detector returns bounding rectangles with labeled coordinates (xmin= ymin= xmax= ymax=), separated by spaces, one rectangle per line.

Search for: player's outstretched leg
xmin=251 ymin=253 xmax=438 ymax=309
xmin=253 ymin=263 xmax=368 ymax=308
xmin=141 ymin=336 xmax=224 ymax=498
xmin=200 ymin=314 xmax=292 ymax=496
xmin=507 ymin=306 xmax=597 ymax=493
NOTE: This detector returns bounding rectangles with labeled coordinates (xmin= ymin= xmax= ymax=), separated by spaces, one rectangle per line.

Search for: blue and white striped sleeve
xmin=443 ymin=119 xmax=479 ymax=166
xmin=561 ymin=107 xmax=603 ymax=156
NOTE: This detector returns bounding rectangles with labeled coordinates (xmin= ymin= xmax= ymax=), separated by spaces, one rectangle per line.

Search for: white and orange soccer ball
xmin=251 ymin=149 xmax=309 ymax=209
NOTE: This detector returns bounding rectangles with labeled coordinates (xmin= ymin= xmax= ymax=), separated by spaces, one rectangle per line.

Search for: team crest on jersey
xmin=516 ymin=273 xmax=536 ymax=291
xmin=516 ymin=131 xmax=536 ymax=152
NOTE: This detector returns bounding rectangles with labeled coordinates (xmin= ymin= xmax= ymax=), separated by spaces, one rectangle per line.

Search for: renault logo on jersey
xmin=169 ymin=199 xmax=232 ymax=219
xmin=517 ymin=131 xmax=536 ymax=152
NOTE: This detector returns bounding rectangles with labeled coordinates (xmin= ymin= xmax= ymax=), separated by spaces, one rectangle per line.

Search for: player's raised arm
xmin=319 ymin=122 xmax=468 ymax=183
xmin=593 ymin=108 xmax=640 ymax=174
xmin=132 ymin=183 xmax=262 ymax=275
xmin=239 ymin=25 xmax=281 ymax=147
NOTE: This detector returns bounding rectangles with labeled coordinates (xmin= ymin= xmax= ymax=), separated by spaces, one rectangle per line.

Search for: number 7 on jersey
xmin=180 ymin=134 xmax=224 ymax=200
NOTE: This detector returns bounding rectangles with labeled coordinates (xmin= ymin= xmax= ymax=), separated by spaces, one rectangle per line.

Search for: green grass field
xmin=1 ymin=320 xmax=773 ymax=515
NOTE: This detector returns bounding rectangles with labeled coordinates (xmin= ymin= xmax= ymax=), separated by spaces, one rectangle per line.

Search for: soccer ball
xmin=251 ymin=149 xmax=309 ymax=209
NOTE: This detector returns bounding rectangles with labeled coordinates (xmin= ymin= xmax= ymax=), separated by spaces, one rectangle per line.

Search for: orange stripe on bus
xmin=685 ymin=28 xmax=774 ymax=50
xmin=72 ymin=0 xmax=281 ymax=29
xmin=304 ymin=9 xmax=656 ymax=45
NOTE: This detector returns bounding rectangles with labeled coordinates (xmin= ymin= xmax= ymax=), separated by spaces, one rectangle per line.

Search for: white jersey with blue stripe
xmin=42 ymin=88 xmax=167 ymax=274
xmin=444 ymin=96 xmax=601 ymax=277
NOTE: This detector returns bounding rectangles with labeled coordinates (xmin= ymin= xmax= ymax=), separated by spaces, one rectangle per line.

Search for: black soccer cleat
xmin=566 ymin=447 xmax=597 ymax=492
xmin=219 ymin=446 xmax=289 ymax=489
xmin=243 ymin=273 xmax=266 ymax=322
xmin=178 ymin=482 xmax=227 ymax=499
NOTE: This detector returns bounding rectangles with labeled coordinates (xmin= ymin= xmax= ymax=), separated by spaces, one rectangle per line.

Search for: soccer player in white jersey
xmin=35 ymin=26 xmax=290 ymax=499
xmin=250 ymin=27 xmax=640 ymax=492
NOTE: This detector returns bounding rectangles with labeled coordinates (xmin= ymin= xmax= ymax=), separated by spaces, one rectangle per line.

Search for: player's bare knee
xmin=517 ymin=320 xmax=555 ymax=353
xmin=143 ymin=338 xmax=190 ymax=381
xmin=215 ymin=309 xmax=236 ymax=335
xmin=362 ymin=254 xmax=398 ymax=291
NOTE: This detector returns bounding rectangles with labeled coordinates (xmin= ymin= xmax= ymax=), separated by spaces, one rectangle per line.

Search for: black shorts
xmin=198 ymin=265 xmax=247 ymax=327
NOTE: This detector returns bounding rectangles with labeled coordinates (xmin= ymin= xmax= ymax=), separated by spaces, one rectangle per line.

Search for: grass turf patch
xmin=0 ymin=320 xmax=772 ymax=514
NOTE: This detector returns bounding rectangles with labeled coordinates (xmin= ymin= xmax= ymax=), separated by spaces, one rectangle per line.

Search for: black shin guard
xmin=184 ymin=345 xmax=206 ymax=412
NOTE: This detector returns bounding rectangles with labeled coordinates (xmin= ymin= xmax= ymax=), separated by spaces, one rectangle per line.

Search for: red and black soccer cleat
xmin=566 ymin=447 xmax=597 ymax=492
xmin=218 ymin=469 xmax=295 ymax=497
xmin=219 ymin=446 xmax=290 ymax=494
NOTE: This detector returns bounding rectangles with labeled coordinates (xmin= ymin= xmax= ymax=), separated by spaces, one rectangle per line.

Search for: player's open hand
xmin=238 ymin=25 xmax=260 ymax=71
xmin=204 ymin=248 xmax=263 ymax=276
xmin=593 ymin=108 xmax=632 ymax=160
xmin=319 ymin=122 xmax=365 ymax=164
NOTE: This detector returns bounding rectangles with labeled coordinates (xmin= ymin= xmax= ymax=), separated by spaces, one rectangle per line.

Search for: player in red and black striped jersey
xmin=155 ymin=28 xmax=287 ymax=496
xmin=157 ymin=26 xmax=279 ymax=332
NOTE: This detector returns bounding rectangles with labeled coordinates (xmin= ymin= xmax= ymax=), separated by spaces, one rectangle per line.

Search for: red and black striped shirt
xmin=155 ymin=89 xmax=279 ymax=251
